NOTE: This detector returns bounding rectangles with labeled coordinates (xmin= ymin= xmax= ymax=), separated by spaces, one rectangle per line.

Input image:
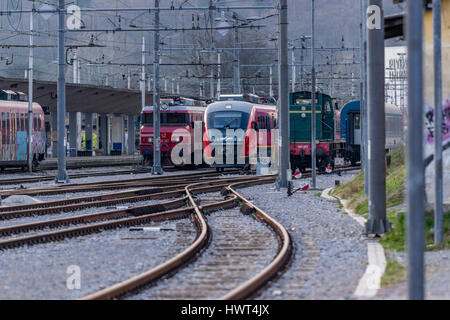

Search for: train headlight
xmin=173 ymin=136 xmax=181 ymax=143
xmin=148 ymin=137 xmax=153 ymax=143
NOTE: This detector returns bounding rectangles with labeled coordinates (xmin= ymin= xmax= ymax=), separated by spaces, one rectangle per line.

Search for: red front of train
xmin=203 ymin=100 xmax=277 ymax=169
xmin=140 ymin=97 xmax=205 ymax=166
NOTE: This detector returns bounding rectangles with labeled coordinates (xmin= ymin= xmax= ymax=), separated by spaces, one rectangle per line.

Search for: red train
xmin=203 ymin=97 xmax=277 ymax=170
xmin=140 ymin=97 xmax=206 ymax=166
xmin=0 ymin=91 xmax=46 ymax=169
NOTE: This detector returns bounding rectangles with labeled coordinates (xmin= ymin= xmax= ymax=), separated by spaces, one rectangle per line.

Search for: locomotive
xmin=289 ymin=91 xmax=339 ymax=172
xmin=140 ymin=97 xmax=206 ymax=166
xmin=0 ymin=90 xmax=46 ymax=170
xmin=289 ymin=91 xmax=404 ymax=172
xmin=203 ymin=95 xmax=277 ymax=170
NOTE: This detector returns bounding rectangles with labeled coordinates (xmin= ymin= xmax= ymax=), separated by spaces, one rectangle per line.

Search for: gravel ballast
xmin=0 ymin=218 xmax=196 ymax=299
xmin=239 ymin=170 xmax=368 ymax=299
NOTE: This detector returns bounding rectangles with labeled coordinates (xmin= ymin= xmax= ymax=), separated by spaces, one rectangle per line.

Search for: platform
xmin=38 ymin=155 xmax=142 ymax=170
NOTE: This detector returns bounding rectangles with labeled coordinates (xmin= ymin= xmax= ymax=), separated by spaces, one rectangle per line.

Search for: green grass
xmin=332 ymin=146 xmax=449 ymax=252
xmin=332 ymin=147 xmax=406 ymax=215
xmin=381 ymin=259 xmax=406 ymax=286
xmin=380 ymin=210 xmax=450 ymax=252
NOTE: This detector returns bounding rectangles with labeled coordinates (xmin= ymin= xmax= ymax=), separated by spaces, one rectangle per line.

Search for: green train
xmin=289 ymin=91 xmax=344 ymax=172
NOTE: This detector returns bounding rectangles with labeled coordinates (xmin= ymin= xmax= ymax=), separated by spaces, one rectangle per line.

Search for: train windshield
xmin=141 ymin=112 xmax=188 ymax=125
xmin=208 ymin=111 xmax=249 ymax=131
xmin=166 ymin=113 xmax=188 ymax=124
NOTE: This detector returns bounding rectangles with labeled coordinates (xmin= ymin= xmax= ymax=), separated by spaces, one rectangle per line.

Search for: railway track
xmin=0 ymin=165 xmax=191 ymax=186
xmin=80 ymin=176 xmax=291 ymax=300
xmin=0 ymin=165 xmax=360 ymax=299
xmin=0 ymin=169 xmax=243 ymax=197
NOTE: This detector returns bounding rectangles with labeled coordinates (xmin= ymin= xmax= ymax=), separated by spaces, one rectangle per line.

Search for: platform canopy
xmin=0 ymin=76 xmax=151 ymax=115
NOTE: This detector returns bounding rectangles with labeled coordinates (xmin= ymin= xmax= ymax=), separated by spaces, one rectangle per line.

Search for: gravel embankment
xmin=238 ymin=170 xmax=368 ymax=299
xmin=0 ymin=218 xmax=196 ymax=299
xmin=377 ymin=250 xmax=450 ymax=299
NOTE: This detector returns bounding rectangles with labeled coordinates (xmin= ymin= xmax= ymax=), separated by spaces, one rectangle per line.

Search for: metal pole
xmin=269 ymin=66 xmax=273 ymax=97
xmin=277 ymin=0 xmax=289 ymax=188
xmin=141 ymin=36 xmax=146 ymax=107
xmin=152 ymin=0 xmax=163 ymax=175
xmin=292 ymin=48 xmax=296 ymax=92
xmin=311 ymin=0 xmax=317 ymax=188
xmin=433 ymin=0 xmax=443 ymax=244
xmin=73 ymin=49 xmax=77 ymax=83
xmin=360 ymin=0 xmax=365 ymax=173
xmin=233 ymin=23 xmax=240 ymax=94
xmin=217 ymin=52 xmax=221 ymax=98
xmin=363 ymin=0 xmax=369 ymax=196
xmin=365 ymin=0 xmax=389 ymax=234
xmin=28 ymin=10 xmax=33 ymax=172
xmin=209 ymin=1 xmax=214 ymax=99
xmin=407 ymin=0 xmax=425 ymax=300
xmin=55 ymin=0 xmax=69 ymax=183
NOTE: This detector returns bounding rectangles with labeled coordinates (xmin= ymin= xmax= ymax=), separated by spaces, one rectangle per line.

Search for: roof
xmin=0 ymin=100 xmax=43 ymax=112
xmin=206 ymin=101 xmax=276 ymax=114
xmin=0 ymin=76 xmax=151 ymax=115
xmin=342 ymin=100 xmax=403 ymax=116
xmin=142 ymin=105 xmax=206 ymax=112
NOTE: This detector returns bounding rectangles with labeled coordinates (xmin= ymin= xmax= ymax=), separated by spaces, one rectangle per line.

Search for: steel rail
xmin=0 ymin=174 xmax=255 ymax=214
xmin=0 ymin=170 xmax=242 ymax=197
xmin=0 ymin=178 xmax=260 ymax=248
xmin=0 ymin=168 xmax=152 ymax=186
xmin=80 ymin=181 xmax=237 ymax=300
xmin=80 ymin=176 xmax=278 ymax=300
xmin=220 ymin=181 xmax=291 ymax=300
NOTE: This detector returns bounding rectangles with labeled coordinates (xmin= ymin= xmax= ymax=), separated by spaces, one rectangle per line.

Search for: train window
xmin=165 ymin=113 xmax=188 ymax=124
xmin=354 ymin=114 xmax=360 ymax=129
xmin=142 ymin=113 xmax=153 ymax=125
xmin=6 ymin=112 xmax=10 ymax=144
xmin=38 ymin=114 xmax=42 ymax=130
xmin=211 ymin=112 xmax=243 ymax=130
xmin=1 ymin=112 xmax=5 ymax=145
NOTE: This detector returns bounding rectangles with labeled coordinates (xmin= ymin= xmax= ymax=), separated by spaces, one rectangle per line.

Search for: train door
xmin=17 ymin=112 xmax=27 ymax=161
xmin=353 ymin=113 xmax=361 ymax=145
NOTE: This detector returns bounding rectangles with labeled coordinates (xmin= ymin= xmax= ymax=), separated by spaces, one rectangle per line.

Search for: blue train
xmin=339 ymin=100 xmax=404 ymax=165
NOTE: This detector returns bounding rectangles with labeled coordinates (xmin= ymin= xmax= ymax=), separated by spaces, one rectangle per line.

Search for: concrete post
xmin=100 ymin=114 xmax=108 ymax=155
xmin=68 ymin=112 xmax=77 ymax=156
xmin=51 ymin=111 xmax=58 ymax=158
xmin=85 ymin=113 xmax=93 ymax=151
xmin=128 ymin=115 xmax=136 ymax=155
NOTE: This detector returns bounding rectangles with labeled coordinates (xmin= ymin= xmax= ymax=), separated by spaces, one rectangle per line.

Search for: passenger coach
xmin=0 ymin=91 xmax=46 ymax=169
